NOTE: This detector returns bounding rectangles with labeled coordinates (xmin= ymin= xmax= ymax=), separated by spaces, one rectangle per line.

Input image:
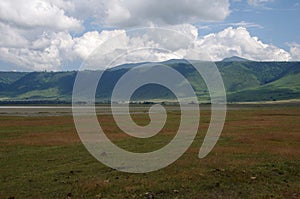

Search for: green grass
xmin=18 ymin=88 xmax=60 ymax=99
xmin=227 ymin=73 xmax=300 ymax=102
xmin=0 ymin=106 xmax=300 ymax=198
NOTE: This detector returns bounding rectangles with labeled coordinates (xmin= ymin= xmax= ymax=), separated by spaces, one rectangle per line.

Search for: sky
xmin=0 ymin=0 xmax=299 ymax=71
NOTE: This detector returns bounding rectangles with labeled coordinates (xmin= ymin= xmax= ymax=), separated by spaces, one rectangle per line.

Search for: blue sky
xmin=226 ymin=0 xmax=300 ymax=50
xmin=0 ymin=0 xmax=299 ymax=71
xmin=80 ymin=0 xmax=300 ymax=52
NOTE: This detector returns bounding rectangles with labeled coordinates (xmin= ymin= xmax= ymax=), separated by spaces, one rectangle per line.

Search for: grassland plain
xmin=0 ymin=105 xmax=300 ymax=198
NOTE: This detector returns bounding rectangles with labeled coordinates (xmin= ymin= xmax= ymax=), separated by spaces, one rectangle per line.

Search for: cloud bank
xmin=103 ymin=0 xmax=231 ymax=27
xmin=0 ymin=0 xmax=298 ymax=71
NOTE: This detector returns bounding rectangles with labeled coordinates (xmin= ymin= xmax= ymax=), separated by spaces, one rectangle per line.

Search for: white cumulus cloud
xmin=0 ymin=0 xmax=83 ymax=31
xmin=103 ymin=0 xmax=231 ymax=27
xmin=289 ymin=43 xmax=300 ymax=61
xmin=0 ymin=31 xmax=75 ymax=71
xmin=73 ymin=30 xmax=129 ymax=60
xmin=0 ymin=22 xmax=28 ymax=48
xmin=0 ymin=26 xmax=295 ymax=71
xmin=196 ymin=27 xmax=291 ymax=61
xmin=0 ymin=0 xmax=298 ymax=71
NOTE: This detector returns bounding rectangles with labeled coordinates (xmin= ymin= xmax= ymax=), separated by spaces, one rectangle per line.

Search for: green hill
xmin=0 ymin=72 xmax=28 ymax=90
xmin=0 ymin=59 xmax=299 ymax=103
xmin=227 ymin=64 xmax=300 ymax=102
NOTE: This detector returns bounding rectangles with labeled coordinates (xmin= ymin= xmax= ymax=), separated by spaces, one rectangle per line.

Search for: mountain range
xmin=0 ymin=57 xmax=300 ymax=103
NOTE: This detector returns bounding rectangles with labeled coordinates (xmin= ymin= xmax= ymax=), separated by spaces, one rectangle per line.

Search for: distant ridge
xmin=222 ymin=56 xmax=251 ymax=62
xmin=109 ymin=59 xmax=190 ymax=71
xmin=0 ymin=60 xmax=300 ymax=103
